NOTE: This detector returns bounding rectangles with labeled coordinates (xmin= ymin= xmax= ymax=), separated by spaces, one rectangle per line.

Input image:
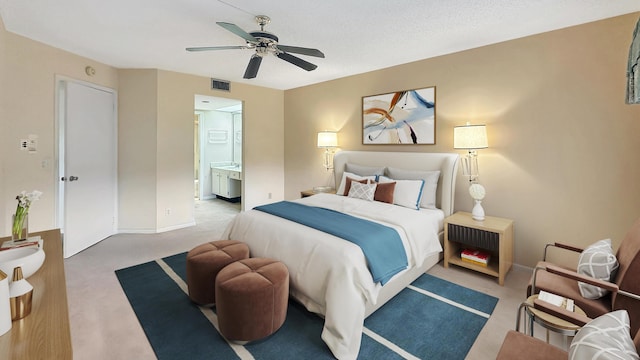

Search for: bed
xmin=222 ymin=151 xmax=459 ymax=360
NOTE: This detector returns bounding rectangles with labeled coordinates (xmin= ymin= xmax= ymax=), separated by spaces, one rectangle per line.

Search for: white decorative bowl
xmin=0 ymin=241 xmax=45 ymax=279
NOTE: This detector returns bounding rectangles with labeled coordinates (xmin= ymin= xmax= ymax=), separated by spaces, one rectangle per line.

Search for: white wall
xmin=202 ymin=110 xmax=234 ymax=163
xmin=198 ymin=110 xmax=234 ymax=198
xmin=233 ymin=112 xmax=242 ymax=165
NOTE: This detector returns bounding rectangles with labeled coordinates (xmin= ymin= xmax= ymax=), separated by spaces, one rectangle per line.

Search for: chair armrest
xmin=543 ymin=242 xmax=584 ymax=261
xmin=530 ymin=264 xmax=614 ymax=297
xmin=535 ymin=264 xmax=640 ymax=302
xmin=533 ymin=299 xmax=591 ymax=327
xmin=544 ymin=264 xmax=619 ymax=293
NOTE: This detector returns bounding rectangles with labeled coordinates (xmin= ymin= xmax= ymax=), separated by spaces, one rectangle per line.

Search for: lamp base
xmin=472 ymin=200 xmax=485 ymax=221
xmin=10 ymin=289 xmax=32 ymax=320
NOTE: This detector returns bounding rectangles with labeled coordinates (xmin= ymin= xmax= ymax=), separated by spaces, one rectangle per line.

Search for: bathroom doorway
xmin=194 ymin=95 xmax=243 ymax=207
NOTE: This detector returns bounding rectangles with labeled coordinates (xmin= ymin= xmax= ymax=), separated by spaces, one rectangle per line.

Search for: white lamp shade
xmin=317 ymin=131 xmax=338 ymax=148
xmin=453 ymin=125 xmax=488 ymax=149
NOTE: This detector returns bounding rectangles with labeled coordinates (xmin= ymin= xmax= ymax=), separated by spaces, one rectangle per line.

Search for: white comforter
xmin=221 ymin=193 xmax=444 ymax=360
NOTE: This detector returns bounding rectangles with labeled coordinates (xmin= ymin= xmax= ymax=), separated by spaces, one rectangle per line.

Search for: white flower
xmin=469 ymin=183 xmax=486 ymax=201
xmin=15 ymin=190 xmax=42 ymax=209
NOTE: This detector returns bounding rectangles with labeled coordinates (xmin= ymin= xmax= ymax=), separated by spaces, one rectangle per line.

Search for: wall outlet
xmin=268 ymin=192 xmax=272 ymax=199
xmin=165 ymin=208 xmax=171 ymax=216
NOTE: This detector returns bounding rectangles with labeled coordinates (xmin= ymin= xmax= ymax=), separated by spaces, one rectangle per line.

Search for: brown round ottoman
xmin=216 ymin=258 xmax=289 ymax=343
xmin=186 ymin=240 xmax=250 ymax=305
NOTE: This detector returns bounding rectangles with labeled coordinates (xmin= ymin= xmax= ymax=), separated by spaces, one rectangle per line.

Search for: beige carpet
xmin=64 ymin=199 xmax=554 ymax=359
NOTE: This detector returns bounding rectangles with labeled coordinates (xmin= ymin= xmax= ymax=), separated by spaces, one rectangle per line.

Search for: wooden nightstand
xmin=444 ymin=211 xmax=514 ymax=285
xmin=300 ymin=188 xmax=336 ymax=198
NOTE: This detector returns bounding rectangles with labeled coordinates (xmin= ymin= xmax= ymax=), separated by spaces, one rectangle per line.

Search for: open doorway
xmin=194 ymin=95 xmax=242 ymax=208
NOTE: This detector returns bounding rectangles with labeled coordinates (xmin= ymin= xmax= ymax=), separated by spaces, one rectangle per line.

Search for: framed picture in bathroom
xmin=208 ymin=130 xmax=228 ymax=144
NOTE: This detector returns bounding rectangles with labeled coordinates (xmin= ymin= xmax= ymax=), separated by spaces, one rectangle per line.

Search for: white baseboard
xmin=156 ymin=221 xmax=196 ymax=233
xmin=118 ymin=220 xmax=196 ymax=234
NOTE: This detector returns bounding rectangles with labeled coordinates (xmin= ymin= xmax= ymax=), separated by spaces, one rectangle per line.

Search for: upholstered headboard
xmin=333 ymin=151 xmax=460 ymax=216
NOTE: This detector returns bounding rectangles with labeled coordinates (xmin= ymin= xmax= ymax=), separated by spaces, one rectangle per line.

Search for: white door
xmin=57 ymin=80 xmax=117 ymax=258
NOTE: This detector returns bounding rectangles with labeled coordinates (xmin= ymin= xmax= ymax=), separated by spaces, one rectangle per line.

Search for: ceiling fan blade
xmin=277 ymin=45 xmax=325 ymax=58
xmin=276 ymin=52 xmax=318 ymax=71
xmin=216 ymin=22 xmax=258 ymax=43
xmin=244 ymin=55 xmax=263 ymax=79
xmin=186 ymin=45 xmax=248 ymax=52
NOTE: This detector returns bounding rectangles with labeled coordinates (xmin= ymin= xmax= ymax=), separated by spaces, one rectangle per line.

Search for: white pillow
xmin=386 ymin=167 xmax=440 ymax=209
xmin=345 ymin=163 xmax=385 ymax=176
xmin=569 ymin=310 xmax=639 ymax=360
xmin=577 ymin=239 xmax=619 ymax=299
xmin=379 ymin=176 xmax=425 ymax=210
xmin=347 ymin=181 xmax=377 ymax=202
xmin=336 ymin=172 xmax=376 ymax=195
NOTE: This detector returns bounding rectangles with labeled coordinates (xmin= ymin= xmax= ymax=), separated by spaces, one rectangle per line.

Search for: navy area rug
xmin=116 ymin=253 xmax=498 ymax=360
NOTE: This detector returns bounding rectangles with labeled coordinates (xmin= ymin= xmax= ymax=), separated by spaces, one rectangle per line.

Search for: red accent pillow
xmin=374 ymin=181 xmax=396 ymax=204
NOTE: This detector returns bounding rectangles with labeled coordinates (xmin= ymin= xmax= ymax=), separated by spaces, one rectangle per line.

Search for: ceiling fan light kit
xmin=187 ymin=15 xmax=324 ymax=79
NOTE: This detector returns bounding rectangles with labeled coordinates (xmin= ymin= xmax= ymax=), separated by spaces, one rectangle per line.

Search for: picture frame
xmin=208 ymin=130 xmax=228 ymax=144
xmin=362 ymin=86 xmax=436 ymax=145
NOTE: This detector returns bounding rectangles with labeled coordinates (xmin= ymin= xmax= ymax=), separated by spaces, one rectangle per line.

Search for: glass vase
xmin=11 ymin=214 xmax=28 ymax=241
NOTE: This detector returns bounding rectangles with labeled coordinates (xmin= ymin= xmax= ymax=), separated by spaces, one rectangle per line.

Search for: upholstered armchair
xmin=527 ymin=217 xmax=640 ymax=335
xmin=497 ymin=302 xmax=640 ymax=359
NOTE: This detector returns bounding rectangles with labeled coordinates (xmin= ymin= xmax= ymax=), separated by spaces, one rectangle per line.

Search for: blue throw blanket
xmin=254 ymin=201 xmax=408 ymax=285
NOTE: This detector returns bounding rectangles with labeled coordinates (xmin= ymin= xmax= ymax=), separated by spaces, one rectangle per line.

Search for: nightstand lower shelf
xmin=446 ymin=255 xmax=500 ymax=278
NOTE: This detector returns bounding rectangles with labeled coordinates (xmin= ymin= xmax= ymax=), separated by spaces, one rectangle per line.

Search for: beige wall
xmin=1 ymin=17 xmax=285 ymax=235
xmin=117 ymin=69 xmax=284 ymax=232
xmin=3 ymin=10 xmax=639 ymax=268
xmin=118 ymin=69 xmax=158 ymax=231
xmin=284 ymin=13 xmax=640 ymax=268
xmin=0 ymin=18 xmax=119 ymax=235
xmin=0 ymin=17 xmax=7 ymax=236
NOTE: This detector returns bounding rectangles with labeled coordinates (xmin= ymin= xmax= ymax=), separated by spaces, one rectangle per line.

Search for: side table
xmin=520 ymin=294 xmax=586 ymax=347
xmin=444 ymin=211 xmax=514 ymax=285
xmin=300 ymin=188 xmax=336 ymax=198
xmin=0 ymin=229 xmax=72 ymax=359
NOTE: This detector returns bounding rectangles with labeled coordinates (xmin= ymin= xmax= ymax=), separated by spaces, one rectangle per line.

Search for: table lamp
xmin=454 ymin=123 xmax=488 ymax=221
xmin=317 ymin=131 xmax=338 ymax=171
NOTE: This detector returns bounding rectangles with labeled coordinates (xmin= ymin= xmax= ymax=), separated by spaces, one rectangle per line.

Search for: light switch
xmin=20 ymin=136 xmax=37 ymax=153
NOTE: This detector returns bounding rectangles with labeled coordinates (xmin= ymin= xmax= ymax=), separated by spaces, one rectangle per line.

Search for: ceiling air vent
xmin=211 ymin=78 xmax=231 ymax=92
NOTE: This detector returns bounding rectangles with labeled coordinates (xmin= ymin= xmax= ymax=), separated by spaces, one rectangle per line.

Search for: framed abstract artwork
xmin=362 ymin=86 xmax=436 ymax=145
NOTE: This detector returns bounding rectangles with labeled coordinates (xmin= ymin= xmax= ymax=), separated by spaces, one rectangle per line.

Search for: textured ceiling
xmin=1 ymin=0 xmax=639 ymax=90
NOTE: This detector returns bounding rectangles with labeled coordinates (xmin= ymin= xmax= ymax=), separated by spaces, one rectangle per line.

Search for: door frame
xmin=54 ymin=75 xmax=118 ymax=242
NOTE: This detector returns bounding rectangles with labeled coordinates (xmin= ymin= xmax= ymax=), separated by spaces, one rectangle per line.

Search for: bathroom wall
xmin=198 ymin=110 xmax=234 ymax=198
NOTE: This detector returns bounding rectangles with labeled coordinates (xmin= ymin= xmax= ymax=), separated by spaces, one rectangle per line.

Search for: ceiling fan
xmin=186 ymin=15 xmax=325 ymax=79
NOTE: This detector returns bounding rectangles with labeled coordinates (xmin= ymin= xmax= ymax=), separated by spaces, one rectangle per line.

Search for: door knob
xmin=69 ymin=176 xmax=79 ymax=181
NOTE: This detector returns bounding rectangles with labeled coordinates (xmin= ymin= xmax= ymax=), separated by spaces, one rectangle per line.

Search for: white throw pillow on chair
xmin=569 ymin=310 xmax=639 ymax=359
xmin=577 ymin=239 xmax=619 ymax=299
